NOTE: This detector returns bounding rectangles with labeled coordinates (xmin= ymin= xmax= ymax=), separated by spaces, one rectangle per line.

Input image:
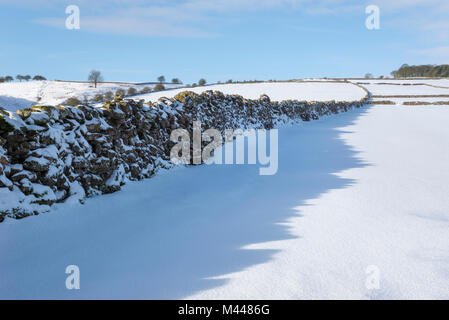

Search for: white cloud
xmin=35 ymin=15 xmax=216 ymax=38
xmin=31 ymin=0 xmax=312 ymax=37
xmin=6 ymin=0 xmax=449 ymax=41
xmin=369 ymin=0 xmax=448 ymax=12
xmin=414 ymin=46 xmax=449 ymax=58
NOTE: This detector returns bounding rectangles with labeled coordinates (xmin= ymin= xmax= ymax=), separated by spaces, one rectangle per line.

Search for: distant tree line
xmin=0 ymin=75 xmax=46 ymax=82
xmin=0 ymin=75 xmax=13 ymax=82
xmin=391 ymin=64 xmax=449 ymax=78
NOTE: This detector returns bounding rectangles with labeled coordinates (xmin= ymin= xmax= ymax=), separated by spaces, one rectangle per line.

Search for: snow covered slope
xmin=188 ymin=105 xmax=449 ymax=299
xmin=1 ymin=104 xmax=449 ymax=299
xmin=355 ymin=79 xmax=449 ymax=86
xmin=360 ymin=84 xmax=449 ymax=96
xmin=135 ymin=81 xmax=367 ymax=102
xmin=1 ymin=79 xmax=448 ymax=299
xmin=0 ymin=81 xmax=183 ymax=112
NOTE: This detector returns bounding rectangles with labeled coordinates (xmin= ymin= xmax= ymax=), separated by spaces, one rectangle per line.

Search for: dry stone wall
xmin=0 ymin=90 xmax=368 ymax=221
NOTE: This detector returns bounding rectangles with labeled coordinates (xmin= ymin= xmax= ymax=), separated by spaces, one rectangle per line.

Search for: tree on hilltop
xmin=88 ymin=70 xmax=103 ymax=88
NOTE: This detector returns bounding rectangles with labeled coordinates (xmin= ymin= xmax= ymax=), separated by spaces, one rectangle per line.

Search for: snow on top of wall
xmin=134 ymin=81 xmax=367 ymax=103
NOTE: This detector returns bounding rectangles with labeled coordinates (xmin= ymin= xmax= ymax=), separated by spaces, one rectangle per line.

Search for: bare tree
xmin=157 ymin=75 xmax=165 ymax=83
xmin=88 ymin=70 xmax=103 ymax=88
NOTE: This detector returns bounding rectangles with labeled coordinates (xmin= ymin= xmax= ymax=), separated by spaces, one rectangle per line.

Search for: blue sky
xmin=1 ymin=0 xmax=448 ymax=84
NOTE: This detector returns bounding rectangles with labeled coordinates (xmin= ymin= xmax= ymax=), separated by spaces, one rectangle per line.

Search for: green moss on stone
xmin=0 ymin=115 xmax=15 ymax=133
xmin=173 ymin=91 xmax=199 ymax=103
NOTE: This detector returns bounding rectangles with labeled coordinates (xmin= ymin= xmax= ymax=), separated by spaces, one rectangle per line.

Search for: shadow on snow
xmin=0 ymin=106 xmax=370 ymax=299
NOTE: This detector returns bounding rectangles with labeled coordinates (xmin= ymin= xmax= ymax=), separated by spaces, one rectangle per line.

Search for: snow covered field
xmin=1 ymin=79 xmax=449 ymax=299
xmin=0 ymin=81 xmax=183 ymax=112
xmin=135 ymin=81 xmax=367 ymax=102
xmin=0 ymin=80 xmax=365 ymax=113
xmin=1 ymin=102 xmax=449 ymax=299
xmin=354 ymin=79 xmax=449 ymax=87
xmin=360 ymin=83 xmax=449 ymax=96
xmin=1 ymin=79 xmax=448 ymax=114
xmin=188 ymin=105 xmax=449 ymax=299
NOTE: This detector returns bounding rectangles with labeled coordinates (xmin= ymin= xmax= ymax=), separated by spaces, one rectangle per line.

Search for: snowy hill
xmin=0 ymin=80 xmax=367 ymax=113
xmin=0 ymin=80 xmax=183 ymax=112
xmin=135 ymin=81 xmax=367 ymax=102
xmin=1 ymin=79 xmax=449 ymax=299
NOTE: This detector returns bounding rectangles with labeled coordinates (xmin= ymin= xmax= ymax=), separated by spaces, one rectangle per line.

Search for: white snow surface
xmin=134 ymin=82 xmax=367 ymax=102
xmin=356 ymin=79 xmax=449 ymax=87
xmin=1 ymin=104 xmax=449 ymax=299
xmin=360 ymin=83 xmax=449 ymax=96
xmin=0 ymin=81 xmax=183 ymax=112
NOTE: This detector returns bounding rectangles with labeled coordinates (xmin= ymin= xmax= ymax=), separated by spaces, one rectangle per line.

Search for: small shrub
xmin=92 ymin=94 xmax=104 ymax=102
xmin=154 ymin=83 xmax=165 ymax=91
xmin=63 ymin=97 xmax=82 ymax=106
xmin=104 ymin=91 xmax=113 ymax=100
xmin=115 ymin=89 xmax=125 ymax=97
xmin=139 ymin=87 xmax=151 ymax=94
xmin=127 ymin=87 xmax=137 ymax=96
